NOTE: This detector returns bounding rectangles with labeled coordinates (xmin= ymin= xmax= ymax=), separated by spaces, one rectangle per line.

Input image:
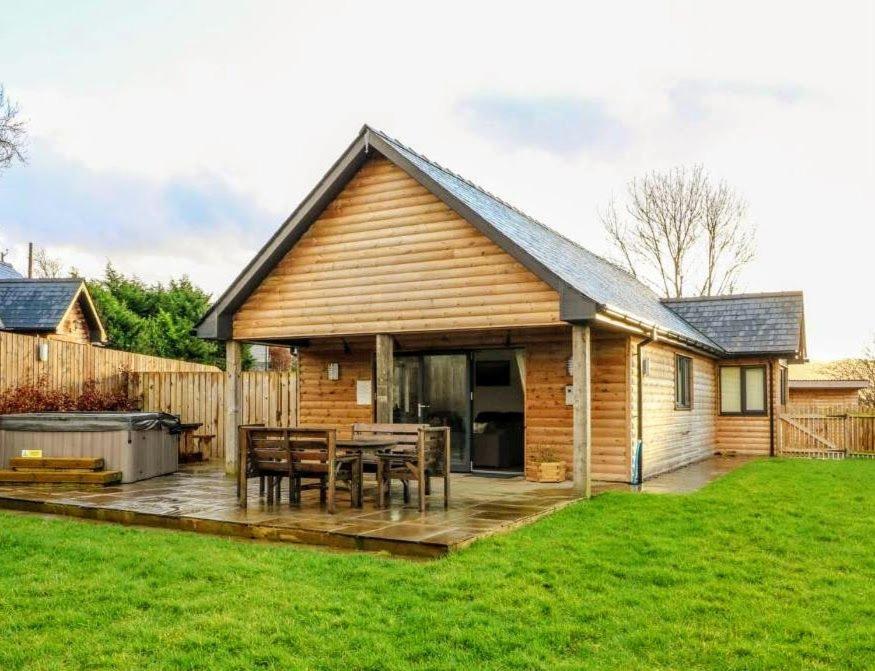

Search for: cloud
xmin=668 ymin=80 xmax=813 ymax=123
xmin=456 ymin=94 xmax=630 ymax=157
xmin=0 ymin=141 xmax=276 ymax=284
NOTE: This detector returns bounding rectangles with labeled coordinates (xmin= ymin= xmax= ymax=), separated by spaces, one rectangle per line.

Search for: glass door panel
xmin=423 ymin=354 xmax=470 ymax=471
xmin=392 ymin=356 xmax=422 ymax=424
xmin=393 ymin=353 xmax=471 ymax=471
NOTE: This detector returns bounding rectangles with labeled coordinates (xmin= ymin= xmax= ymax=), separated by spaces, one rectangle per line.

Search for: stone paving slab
xmin=0 ymin=455 xmax=755 ymax=557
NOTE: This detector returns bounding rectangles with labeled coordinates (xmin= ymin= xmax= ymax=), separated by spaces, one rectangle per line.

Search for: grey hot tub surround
xmin=0 ymin=412 xmax=180 ymax=483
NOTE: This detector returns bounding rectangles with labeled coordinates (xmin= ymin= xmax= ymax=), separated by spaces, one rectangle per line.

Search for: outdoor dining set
xmin=237 ymin=423 xmax=451 ymax=513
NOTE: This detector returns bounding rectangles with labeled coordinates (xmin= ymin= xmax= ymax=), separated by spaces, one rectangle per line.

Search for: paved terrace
xmin=0 ymin=455 xmax=756 ymax=558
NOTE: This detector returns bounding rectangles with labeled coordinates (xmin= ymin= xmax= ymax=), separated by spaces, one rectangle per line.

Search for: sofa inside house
xmin=472 ymin=411 xmax=524 ymax=470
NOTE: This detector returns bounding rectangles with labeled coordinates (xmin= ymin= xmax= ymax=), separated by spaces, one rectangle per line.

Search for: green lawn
xmin=1 ymin=459 xmax=873 ymax=670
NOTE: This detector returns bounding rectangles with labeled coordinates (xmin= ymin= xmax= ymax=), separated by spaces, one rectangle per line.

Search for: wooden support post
xmin=572 ymin=324 xmax=592 ymax=498
xmin=225 ymin=340 xmax=242 ymax=476
xmin=375 ymin=333 xmax=394 ymax=424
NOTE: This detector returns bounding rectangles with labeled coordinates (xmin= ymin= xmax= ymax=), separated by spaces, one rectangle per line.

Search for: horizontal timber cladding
xmin=788 ymin=387 xmax=861 ymax=409
xmin=232 ymin=157 xmax=562 ymax=339
xmin=297 ymin=341 xmax=374 ymax=438
xmin=292 ymin=327 xmax=631 ymax=481
xmin=716 ymin=357 xmax=783 ymax=456
xmin=524 ymin=329 xmax=631 ymax=482
xmin=631 ymin=339 xmax=717 ymax=479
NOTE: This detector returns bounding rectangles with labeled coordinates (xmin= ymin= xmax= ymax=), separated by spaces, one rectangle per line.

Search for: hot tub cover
xmin=0 ymin=412 xmax=181 ymax=432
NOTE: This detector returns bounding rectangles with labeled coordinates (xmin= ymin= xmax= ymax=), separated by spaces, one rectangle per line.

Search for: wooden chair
xmin=287 ymin=427 xmax=362 ymax=514
xmin=374 ymin=425 xmax=451 ymax=512
xmin=242 ymin=427 xmax=294 ymax=506
xmin=352 ymin=422 xmax=422 ymax=478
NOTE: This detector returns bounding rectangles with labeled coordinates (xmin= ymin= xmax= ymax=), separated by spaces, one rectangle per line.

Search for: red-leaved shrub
xmin=0 ymin=375 xmax=138 ymax=415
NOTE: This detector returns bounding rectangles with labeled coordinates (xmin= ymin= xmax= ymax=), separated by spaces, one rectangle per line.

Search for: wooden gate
xmin=778 ymin=405 xmax=875 ymax=459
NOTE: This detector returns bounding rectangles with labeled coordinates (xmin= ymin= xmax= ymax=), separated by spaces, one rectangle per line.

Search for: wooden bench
xmin=353 ymin=423 xmax=451 ymax=512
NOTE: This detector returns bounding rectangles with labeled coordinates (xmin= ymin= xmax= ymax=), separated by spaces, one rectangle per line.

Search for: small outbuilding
xmin=0 ymin=264 xmax=106 ymax=345
xmin=787 ymin=361 xmax=869 ymax=408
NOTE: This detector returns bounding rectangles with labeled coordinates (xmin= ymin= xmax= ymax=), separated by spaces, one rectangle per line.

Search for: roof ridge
xmin=662 ymin=290 xmax=804 ymax=303
xmin=366 ymin=126 xmax=637 ymax=281
xmin=0 ymin=277 xmax=82 ymax=284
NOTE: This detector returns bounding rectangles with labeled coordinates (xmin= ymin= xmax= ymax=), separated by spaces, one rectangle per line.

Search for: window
xmin=675 ymin=355 xmax=693 ymax=410
xmin=720 ymin=365 xmax=767 ymax=415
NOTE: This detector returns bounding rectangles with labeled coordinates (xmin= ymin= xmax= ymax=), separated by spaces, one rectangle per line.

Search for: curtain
xmin=514 ymin=348 xmax=526 ymax=403
xmin=720 ymin=367 xmax=741 ymax=413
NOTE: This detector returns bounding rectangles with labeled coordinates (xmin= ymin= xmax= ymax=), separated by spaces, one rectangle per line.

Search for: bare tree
xmin=602 ymin=164 xmax=755 ymax=297
xmin=829 ymin=336 xmax=875 ymax=406
xmin=0 ymin=86 xmax=26 ymax=173
xmin=32 ymin=246 xmax=63 ymax=278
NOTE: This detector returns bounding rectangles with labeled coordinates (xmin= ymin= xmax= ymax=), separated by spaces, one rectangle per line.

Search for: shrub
xmin=0 ymin=376 xmax=138 ymax=414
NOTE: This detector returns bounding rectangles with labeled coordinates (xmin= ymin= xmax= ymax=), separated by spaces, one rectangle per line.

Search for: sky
xmin=0 ymin=0 xmax=872 ymax=359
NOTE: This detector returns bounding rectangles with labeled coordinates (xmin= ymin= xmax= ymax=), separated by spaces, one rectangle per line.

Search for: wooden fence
xmin=778 ymin=405 xmax=875 ymax=459
xmin=0 ymin=331 xmax=297 ymax=461
xmin=0 ymin=331 xmax=219 ymax=393
xmin=129 ymin=371 xmax=297 ymax=460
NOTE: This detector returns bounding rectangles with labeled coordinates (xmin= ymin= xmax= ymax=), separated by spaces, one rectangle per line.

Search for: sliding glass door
xmin=393 ymin=353 xmax=471 ymax=471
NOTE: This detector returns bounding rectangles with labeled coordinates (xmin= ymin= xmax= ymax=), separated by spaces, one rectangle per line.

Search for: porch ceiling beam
xmin=571 ymin=324 xmax=592 ymax=498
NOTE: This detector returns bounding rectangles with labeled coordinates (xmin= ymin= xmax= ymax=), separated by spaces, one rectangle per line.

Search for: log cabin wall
xmin=715 ymin=357 xmax=784 ymax=456
xmin=630 ymin=338 xmax=717 ymax=478
xmin=49 ymin=299 xmax=91 ymax=345
xmin=233 ymin=157 xmax=562 ymax=340
xmin=297 ymin=339 xmax=374 ymax=438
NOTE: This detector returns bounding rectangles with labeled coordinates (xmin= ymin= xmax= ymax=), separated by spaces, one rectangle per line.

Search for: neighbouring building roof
xmin=662 ymin=292 xmax=806 ymax=357
xmin=0 ymin=260 xmax=23 ymax=280
xmin=787 ymin=361 xmax=870 ymax=389
xmin=0 ymin=278 xmax=106 ymax=342
xmin=197 ymin=124 xmax=805 ymax=359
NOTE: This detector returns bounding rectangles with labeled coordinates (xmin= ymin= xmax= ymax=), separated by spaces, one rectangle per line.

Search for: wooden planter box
xmin=525 ymin=461 xmax=566 ymax=483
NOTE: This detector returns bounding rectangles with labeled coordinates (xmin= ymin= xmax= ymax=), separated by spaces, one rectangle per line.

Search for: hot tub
xmin=0 ymin=412 xmax=180 ymax=483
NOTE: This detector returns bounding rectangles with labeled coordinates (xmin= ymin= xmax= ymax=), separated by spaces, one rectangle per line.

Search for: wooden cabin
xmin=787 ymin=361 xmax=869 ymax=408
xmin=0 ymin=276 xmax=106 ymax=345
xmin=197 ymin=126 xmax=807 ymax=490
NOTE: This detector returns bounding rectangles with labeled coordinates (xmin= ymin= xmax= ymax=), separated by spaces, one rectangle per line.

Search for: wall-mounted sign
xmin=21 ymin=450 xmax=43 ymax=458
xmin=356 ymin=380 xmax=372 ymax=406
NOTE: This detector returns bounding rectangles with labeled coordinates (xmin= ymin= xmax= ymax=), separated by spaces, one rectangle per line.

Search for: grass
xmin=0 ymin=459 xmax=873 ymax=670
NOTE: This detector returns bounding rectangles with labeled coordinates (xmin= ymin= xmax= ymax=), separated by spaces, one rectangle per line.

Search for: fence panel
xmin=130 ymin=370 xmax=297 ymax=460
xmin=778 ymin=404 xmax=875 ymax=459
xmin=0 ymin=331 xmax=219 ymax=395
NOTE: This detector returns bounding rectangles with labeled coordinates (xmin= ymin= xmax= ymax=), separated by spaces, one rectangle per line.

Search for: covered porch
xmin=225 ymin=324 xmax=637 ymax=497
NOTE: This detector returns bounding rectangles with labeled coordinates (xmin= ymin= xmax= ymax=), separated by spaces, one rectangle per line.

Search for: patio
xmin=0 ymin=455 xmax=756 ymax=557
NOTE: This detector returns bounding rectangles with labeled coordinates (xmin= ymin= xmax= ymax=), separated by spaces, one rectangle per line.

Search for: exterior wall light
xmin=327 ymin=362 xmax=340 ymax=381
xmin=38 ymin=340 xmax=49 ymax=363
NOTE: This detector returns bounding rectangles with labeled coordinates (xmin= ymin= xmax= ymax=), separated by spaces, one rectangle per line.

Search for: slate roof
xmin=0 ymin=261 xmax=23 ymax=279
xmin=662 ymin=292 xmax=805 ymax=355
xmin=0 ymin=279 xmax=82 ymax=331
xmin=370 ymin=128 xmax=722 ymax=351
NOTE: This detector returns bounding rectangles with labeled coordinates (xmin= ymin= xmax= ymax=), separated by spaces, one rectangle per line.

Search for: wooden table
xmin=336 ymin=437 xmax=398 ymax=453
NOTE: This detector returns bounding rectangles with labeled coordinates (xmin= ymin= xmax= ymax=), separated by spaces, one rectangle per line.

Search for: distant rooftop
xmin=0 ymin=261 xmax=23 ymax=280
